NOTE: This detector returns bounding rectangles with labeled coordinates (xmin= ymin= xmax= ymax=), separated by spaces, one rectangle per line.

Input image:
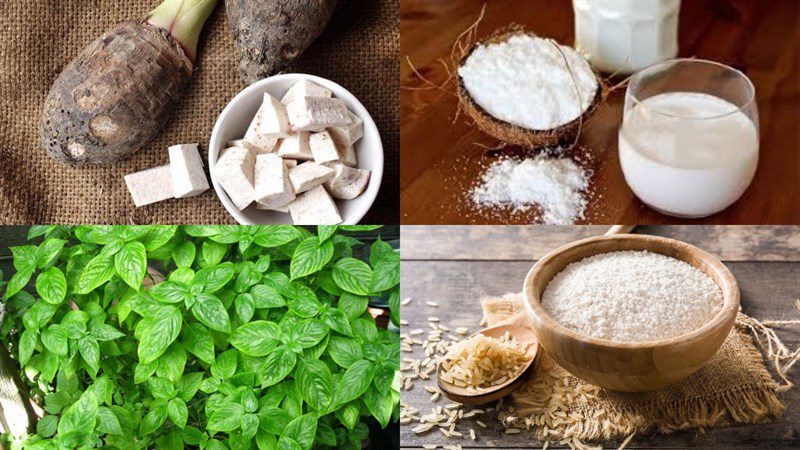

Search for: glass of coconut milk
xmin=618 ymin=59 xmax=759 ymax=218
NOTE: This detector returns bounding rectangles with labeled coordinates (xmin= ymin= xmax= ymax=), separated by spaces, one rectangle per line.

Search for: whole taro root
xmin=226 ymin=0 xmax=338 ymax=84
xmin=40 ymin=0 xmax=218 ymax=166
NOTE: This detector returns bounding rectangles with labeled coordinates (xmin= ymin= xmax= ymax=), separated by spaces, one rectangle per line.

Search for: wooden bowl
xmin=522 ymin=234 xmax=739 ymax=392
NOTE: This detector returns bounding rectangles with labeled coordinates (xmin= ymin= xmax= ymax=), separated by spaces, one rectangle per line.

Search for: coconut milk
xmin=619 ymin=92 xmax=758 ymax=217
xmin=573 ymin=0 xmax=680 ymax=73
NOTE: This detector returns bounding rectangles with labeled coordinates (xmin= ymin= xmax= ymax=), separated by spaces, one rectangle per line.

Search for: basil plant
xmin=0 ymin=225 xmax=400 ymax=449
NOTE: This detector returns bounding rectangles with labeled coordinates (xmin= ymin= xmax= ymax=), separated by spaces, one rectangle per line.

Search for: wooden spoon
xmin=435 ymin=225 xmax=637 ymax=405
xmin=436 ymin=311 xmax=538 ymax=405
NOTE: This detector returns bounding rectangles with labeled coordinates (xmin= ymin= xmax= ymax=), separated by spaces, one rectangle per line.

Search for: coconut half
xmin=458 ymin=31 xmax=601 ymax=148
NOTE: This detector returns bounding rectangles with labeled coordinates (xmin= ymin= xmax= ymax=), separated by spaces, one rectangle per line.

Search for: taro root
xmin=226 ymin=0 xmax=338 ymax=84
xmin=40 ymin=0 xmax=218 ymax=166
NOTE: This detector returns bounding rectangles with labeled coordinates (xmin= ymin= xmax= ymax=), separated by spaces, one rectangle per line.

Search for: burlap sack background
xmin=0 ymin=0 xmax=399 ymax=225
xmin=482 ymin=294 xmax=786 ymax=444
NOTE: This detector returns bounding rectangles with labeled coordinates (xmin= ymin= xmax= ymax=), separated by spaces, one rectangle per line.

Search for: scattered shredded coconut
xmin=542 ymin=251 xmax=724 ymax=342
xmin=459 ymin=34 xmax=598 ymax=130
xmin=470 ymin=155 xmax=590 ymax=225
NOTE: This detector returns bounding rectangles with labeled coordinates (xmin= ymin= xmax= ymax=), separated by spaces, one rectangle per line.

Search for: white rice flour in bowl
xmin=523 ymin=234 xmax=740 ymax=392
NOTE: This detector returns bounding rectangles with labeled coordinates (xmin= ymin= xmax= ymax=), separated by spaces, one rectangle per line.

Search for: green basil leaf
xmin=209 ymin=226 xmax=242 ymax=244
xmin=352 ymin=318 xmax=379 ymax=343
xmin=322 ymin=308 xmax=353 ymax=336
xmin=315 ymin=420 xmax=337 ymax=446
xmin=37 ymin=414 xmax=58 ymax=437
xmin=260 ymin=347 xmax=297 ymax=388
xmin=78 ymin=336 xmax=100 ymax=375
xmin=235 ymin=293 xmax=255 ymax=322
xmin=58 ymin=391 xmax=98 ymax=436
xmin=134 ymin=361 xmax=158 ymax=385
xmin=149 ymin=281 xmax=190 ymax=304
xmin=338 ymin=293 xmax=368 ymax=321
xmin=235 ymin=263 xmax=261 ymax=293
xmin=332 ymin=360 xmax=375 ymax=410
xmin=207 ymin=402 xmax=245 ymax=432
xmin=254 ymin=254 xmax=271 ymax=273
xmin=296 ymin=358 xmax=333 ymax=411
xmin=168 ymin=397 xmax=189 ymax=429
xmin=290 ymin=320 xmax=329 ymax=348
xmin=4 ymin=268 xmax=33 ymax=299
xmin=114 ymin=241 xmax=148 ymax=290
xmin=229 ymin=321 xmax=281 ymax=356
xmin=241 ymin=413 xmax=260 ymax=439
xmin=183 ymin=323 xmax=215 ymax=364
xmin=194 ymin=262 xmax=234 ymax=294
xmin=36 ymin=267 xmax=67 ymax=305
xmin=287 ymin=284 xmax=321 ymax=318
xmin=192 ymin=294 xmax=231 ymax=333
xmin=369 ymin=251 xmax=399 ymax=293
xmin=41 ymin=324 xmax=68 ymax=356
xmin=172 ymin=241 xmax=196 ymax=268
xmin=24 ymin=299 xmax=58 ymax=330
xmin=27 ymin=225 xmax=55 ymax=240
xmin=317 ymin=226 xmax=338 ymax=243
xmin=369 ymin=238 xmax=394 ymax=267
xmin=138 ymin=305 xmax=182 ymax=364
xmin=142 ymin=226 xmax=178 ymax=251
xmin=157 ymin=344 xmax=187 ymax=385
xmin=253 ymin=226 xmax=300 ymax=248
xmin=290 ymin=237 xmax=334 ymax=280
xmin=334 ymin=402 xmax=360 ymax=430
xmin=211 ymin=349 xmax=238 ymax=380
xmin=327 ymin=336 xmax=363 ymax=369
xmin=140 ymin=401 xmax=168 ymax=435
xmin=364 ymin=385 xmax=394 ymax=428
xmin=177 ymin=372 xmax=204 ymax=403
xmin=258 ymin=406 xmax=291 ymax=435
xmin=11 ymin=245 xmax=37 ymax=272
xmin=149 ymin=377 xmax=176 ymax=399
xmin=96 ymin=406 xmax=123 ymax=435
xmin=36 ymin=238 xmax=67 ymax=269
xmin=277 ymin=437 xmax=302 ymax=450
xmin=202 ymin=241 xmax=228 ymax=266
xmin=90 ymin=324 xmax=125 ymax=341
xmin=18 ymin=328 xmax=36 ymax=365
xmin=74 ymin=253 xmax=115 ymax=294
xmin=338 ymin=225 xmax=382 ymax=232
xmin=284 ymin=414 xmax=317 ymax=450
xmin=250 ymin=284 xmax=285 ymax=309
xmin=332 ymin=258 xmax=373 ymax=295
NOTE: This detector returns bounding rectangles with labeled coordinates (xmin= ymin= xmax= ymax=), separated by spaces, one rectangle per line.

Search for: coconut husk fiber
xmin=0 ymin=0 xmax=398 ymax=225
xmin=481 ymin=293 xmax=792 ymax=447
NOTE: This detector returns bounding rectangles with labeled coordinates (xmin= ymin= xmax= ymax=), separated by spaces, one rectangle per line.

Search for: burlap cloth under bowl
xmin=0 ymin=0 xmax=398 ymax=225
xmin=481 ymin=293 xmax=788 ymax=447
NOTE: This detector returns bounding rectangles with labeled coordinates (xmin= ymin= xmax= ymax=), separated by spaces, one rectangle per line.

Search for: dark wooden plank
xmin=401 ymin=226 xmax=800 ymax=262
xmin=400 ymin=0 xmax=800 ymax=225
xmin=399 ymin=260 xmax=800 ymax=448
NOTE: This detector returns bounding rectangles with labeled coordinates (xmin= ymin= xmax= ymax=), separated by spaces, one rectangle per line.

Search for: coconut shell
xmin=457 ymin=31 xmax=601 ymax=149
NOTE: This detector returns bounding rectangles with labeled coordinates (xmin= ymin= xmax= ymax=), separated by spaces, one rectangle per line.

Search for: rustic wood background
xmin=400 ymin=225 xmax=800 ymax=448
xmin=400 ymin=0 xmax=800 ymax=225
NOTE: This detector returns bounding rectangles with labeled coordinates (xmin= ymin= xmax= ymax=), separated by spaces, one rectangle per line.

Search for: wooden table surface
xmin=400 ymin=225 xmax=800 ymax=448
xmin=400 ymin=0 xmax=800 ymax=225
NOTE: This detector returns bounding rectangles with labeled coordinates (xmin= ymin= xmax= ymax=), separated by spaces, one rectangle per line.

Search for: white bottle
xmin=573 ymin=0 xmax=680 ymax=74
xmin=618 ymin=92 xmax=759 ymax=218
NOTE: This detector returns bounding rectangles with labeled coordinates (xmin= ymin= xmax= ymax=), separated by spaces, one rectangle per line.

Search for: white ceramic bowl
xmin=209 ymin=74 xmax=384 ymax=224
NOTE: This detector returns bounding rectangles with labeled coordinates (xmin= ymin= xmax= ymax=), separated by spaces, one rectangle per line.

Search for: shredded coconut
xmin=470 ymin=155 xmax=590 ymax=225
xmin=459 ymin=34 xmax=598 ymax=130
xmin=541 ymin=251 xmax=724 ymax=343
